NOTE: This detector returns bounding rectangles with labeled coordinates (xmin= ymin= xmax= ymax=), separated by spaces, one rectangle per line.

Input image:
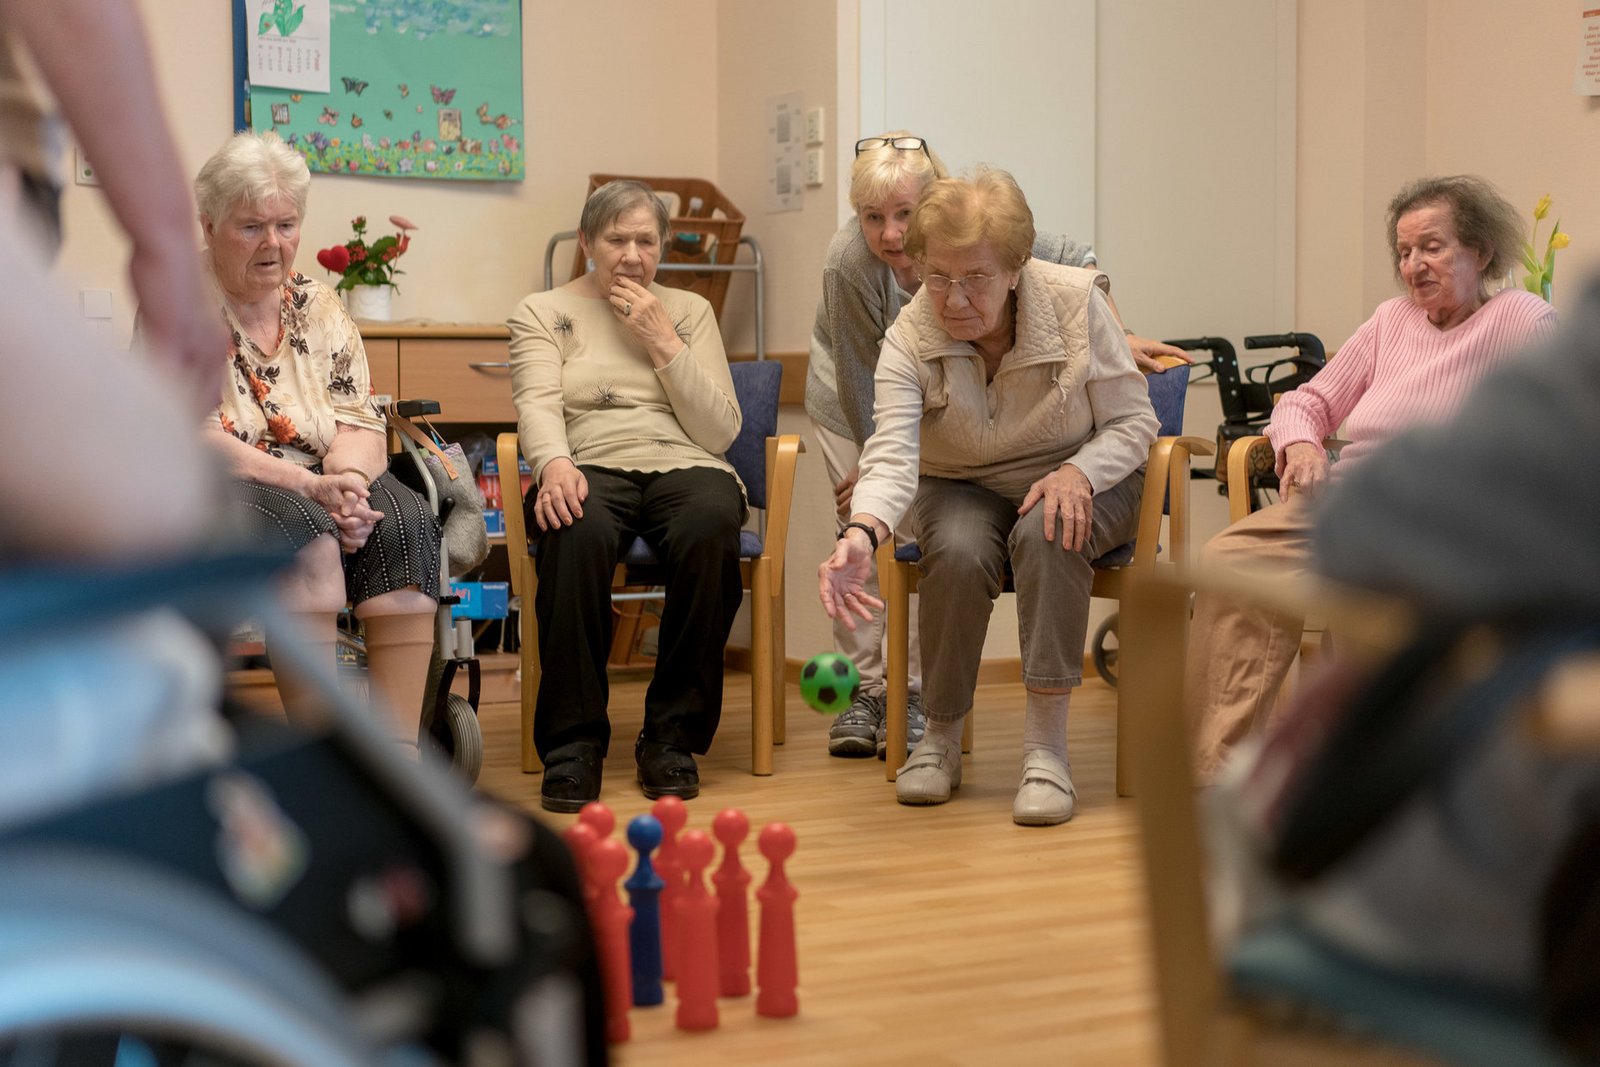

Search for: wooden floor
xmin=476 ymin=673 xmax=1160 ymax=1066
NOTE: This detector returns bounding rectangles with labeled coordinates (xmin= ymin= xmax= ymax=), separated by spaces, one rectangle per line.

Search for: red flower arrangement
xmin=315 ymin=214 xmax=417 ymax=292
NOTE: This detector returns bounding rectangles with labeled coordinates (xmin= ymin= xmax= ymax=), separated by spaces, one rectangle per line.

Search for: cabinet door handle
xmin=468 ymin=361 xmax=512 ymax=370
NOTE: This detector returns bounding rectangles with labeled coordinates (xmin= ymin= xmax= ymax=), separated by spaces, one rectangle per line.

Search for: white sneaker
xmin=895 ymin=731 xmax=963 ymax=805
xmin=1012 ymin=751 xmax=1076 ymax=826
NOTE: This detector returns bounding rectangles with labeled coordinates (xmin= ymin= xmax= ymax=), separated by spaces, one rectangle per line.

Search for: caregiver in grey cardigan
xmin=818 ymin=168 xmax=1158 ymax=827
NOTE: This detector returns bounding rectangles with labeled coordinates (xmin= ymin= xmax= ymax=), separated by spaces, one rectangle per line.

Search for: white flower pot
xmin=345 ymin=285 xmax=393 ymax=322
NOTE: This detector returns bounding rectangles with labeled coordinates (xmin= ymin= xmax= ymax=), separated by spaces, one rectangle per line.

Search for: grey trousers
xmin=912 ymin=473 xmax=1145 ymax=725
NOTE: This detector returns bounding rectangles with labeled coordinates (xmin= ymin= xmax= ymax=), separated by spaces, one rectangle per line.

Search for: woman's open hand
xmin=818 ymin=527 xmax=883 ymax=630
xmin=1280 ymin=441 xmax=1330 ymax=500
xmin=533 ymin=457 xmax=588 ymax=531
xmin=1019 ymin=463 xmax=1095 ymax=551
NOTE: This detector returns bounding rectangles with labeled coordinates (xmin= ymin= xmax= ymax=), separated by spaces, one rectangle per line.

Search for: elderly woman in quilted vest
xmin=818 ymin=168 xmax=1158 ymax=826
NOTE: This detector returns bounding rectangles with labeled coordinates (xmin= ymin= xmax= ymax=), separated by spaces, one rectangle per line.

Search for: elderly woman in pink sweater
xmin=1187 ymin=175 xmax=1558 ymax=779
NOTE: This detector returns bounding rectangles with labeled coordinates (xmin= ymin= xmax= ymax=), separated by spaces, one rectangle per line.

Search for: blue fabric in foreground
xmin=1228 ymin=919 xmax=1579 ymax=1067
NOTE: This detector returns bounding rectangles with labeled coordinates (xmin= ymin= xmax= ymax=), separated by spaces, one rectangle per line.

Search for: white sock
xmin=1022 ymin=690 xmax=1070 ymax=764
xmin=927 ymin=713 xmax=965 ymax=744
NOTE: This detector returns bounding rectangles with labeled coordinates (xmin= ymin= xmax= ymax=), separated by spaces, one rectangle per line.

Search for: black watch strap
xmin=838 ymin=521 xmax=880 ymax=552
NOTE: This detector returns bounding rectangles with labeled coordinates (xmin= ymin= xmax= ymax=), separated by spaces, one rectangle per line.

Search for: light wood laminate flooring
xmin=475 ymin=673 xmax=1159 ymax=1066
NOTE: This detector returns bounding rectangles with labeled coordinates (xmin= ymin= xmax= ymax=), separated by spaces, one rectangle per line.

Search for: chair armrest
xmin=495 ymin=433 xmax=529 ymax=598
xmin=1160 ymin=435 xmax=1215 ymax=568
xmin=1226 ymin=435 xmax=1269 ymax=524
xmin=761 ymin=433 xmax=805 ymax=595
xmin=1130 ymin=435 xmax=1216 ymax=569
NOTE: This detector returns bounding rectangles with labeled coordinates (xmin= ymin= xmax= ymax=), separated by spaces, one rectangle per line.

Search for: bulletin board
xmin=233 ymin=0 xmax=525 ymax=182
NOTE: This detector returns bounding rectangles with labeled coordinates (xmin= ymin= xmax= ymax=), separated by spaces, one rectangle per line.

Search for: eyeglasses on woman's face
xmin=920 ymin=270 xmax=997 ymax=295
xmin=855 ymin=136 xmax=931 ymax=159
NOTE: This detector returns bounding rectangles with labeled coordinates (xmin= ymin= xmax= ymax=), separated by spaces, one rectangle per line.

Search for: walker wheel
xmin=425 ymin=692 xmax=483 ymax=784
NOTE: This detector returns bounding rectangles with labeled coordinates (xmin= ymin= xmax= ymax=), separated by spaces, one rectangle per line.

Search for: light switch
xmin=804 ymin=147 xmax=825 ymax=187
xmin=804 ymin=107 xmax=825 ymax=146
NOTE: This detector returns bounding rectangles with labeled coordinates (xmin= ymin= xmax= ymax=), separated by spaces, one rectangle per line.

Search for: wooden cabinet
xmin=357 ymin=323 xmax=514 ymax=423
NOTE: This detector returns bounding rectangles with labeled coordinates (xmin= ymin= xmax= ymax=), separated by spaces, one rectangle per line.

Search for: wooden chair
xmin=1120 ymin=569 xmax=1590 ymax=1067
xmin=879 ymin=355 xmax=1213 ymax=790
xmin=496 ymin=359 xmax=803 ymax=776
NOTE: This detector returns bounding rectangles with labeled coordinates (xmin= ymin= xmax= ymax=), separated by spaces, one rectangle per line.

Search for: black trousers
xmin=528 ymin=465 xmax=744 ymax=761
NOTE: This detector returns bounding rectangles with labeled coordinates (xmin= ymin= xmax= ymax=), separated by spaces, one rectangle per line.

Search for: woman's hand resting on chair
xmin=1280 ymin=442 xmax=1331 ymax=501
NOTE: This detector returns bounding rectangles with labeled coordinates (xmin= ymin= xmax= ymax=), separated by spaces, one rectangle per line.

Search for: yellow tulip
xmin=1534 ymin=194 xmax=1553 ymax=221
xmin=1551 ymin=232 xmax=1571 ymax=250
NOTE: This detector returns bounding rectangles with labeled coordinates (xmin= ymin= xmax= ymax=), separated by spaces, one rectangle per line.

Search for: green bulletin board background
xmin=241 ymin=0 xmax=524 ymax=182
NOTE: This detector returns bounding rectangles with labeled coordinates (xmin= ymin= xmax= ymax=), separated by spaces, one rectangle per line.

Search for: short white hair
xmin=193 ymin=130 xmax=310 ymax=225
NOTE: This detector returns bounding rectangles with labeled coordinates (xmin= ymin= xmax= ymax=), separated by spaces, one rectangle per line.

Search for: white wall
xmin=858 ymin=0 xmax=1096 ymax=243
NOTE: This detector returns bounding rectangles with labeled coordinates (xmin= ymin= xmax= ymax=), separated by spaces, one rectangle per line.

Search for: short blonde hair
xmin=849 ymin=129 xmax=948 ymax=212
xmin=193 ymin=130 xmax=310 ymax=226
xmin=906 ymin=167 xmax=1035 ymax=271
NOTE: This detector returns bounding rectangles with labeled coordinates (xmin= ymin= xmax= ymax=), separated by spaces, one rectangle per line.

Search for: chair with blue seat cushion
xmin=496 ymin=359 xmax=803 ymax=776
xmin=879 ymin=355 xmax=1211 ymax=789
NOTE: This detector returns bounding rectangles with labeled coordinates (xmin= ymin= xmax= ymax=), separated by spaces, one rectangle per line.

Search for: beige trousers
xmin=1185 ymin=494 xmax=1316 ymax=780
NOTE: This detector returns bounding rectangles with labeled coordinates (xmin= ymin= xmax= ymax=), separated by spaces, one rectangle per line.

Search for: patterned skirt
xmin=233 ymin=471 xmax=441 ymax=604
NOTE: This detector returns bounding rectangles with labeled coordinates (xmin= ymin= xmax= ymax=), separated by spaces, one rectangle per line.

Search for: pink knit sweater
xmin=1266 ymin=288 xmax=1558 ymax=478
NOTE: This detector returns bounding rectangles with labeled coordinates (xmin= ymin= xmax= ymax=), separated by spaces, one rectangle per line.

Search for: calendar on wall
xmin=233 ymin=0 xmax=524 ymax=182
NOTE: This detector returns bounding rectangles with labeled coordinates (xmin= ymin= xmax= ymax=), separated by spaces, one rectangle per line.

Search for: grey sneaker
xmin=876 ymin=693 xmax=927 ymax=760
xmin=828 ymin=692 xmax=885 ymax=757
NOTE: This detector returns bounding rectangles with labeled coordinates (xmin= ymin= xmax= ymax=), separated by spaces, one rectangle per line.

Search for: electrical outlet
xmin=805 ymin=147 xmax=825 ymax=187
xmin=804 ymin=107 xmax=825 ymax=146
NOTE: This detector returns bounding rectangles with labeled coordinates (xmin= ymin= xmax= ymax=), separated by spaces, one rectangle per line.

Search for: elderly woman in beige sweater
xmin=508 ymin=180 xmax=744 ymax=813
xmin=819 ymin=169 xmax=1157 ymax=826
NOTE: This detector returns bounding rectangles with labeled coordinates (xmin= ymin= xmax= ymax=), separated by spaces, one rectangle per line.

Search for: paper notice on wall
xmin=1576 ymin=9 xmax=1600 ymax=94
xmin=248 ymin=0 xmax=331 ymax=93
xmin=767 ymin=92 xmax=804 ymax=213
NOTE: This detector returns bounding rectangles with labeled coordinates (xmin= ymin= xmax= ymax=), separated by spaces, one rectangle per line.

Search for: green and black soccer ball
xmin=799 ymin=652 xmax=861 ymax=714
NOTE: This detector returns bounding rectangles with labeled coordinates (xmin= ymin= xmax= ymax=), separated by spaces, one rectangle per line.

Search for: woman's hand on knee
xmin=1019 ymin=464 xmax=1094 ymax=551
xmin=533 ymin=458 xmax=588 ymax=531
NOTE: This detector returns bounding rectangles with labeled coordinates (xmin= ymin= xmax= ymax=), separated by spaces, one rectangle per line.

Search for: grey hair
xmin=1386 ymin=175 xmax=1524 ymax=286
xmin=579 ymin=180 xmax=670 ymax=243
xmin=193 ymin=130 xmax=310 ymax=226
xmin=849 ymin=129 xmax=948 ymax=212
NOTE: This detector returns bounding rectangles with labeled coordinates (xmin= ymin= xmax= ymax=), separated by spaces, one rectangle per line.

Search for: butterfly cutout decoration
xmin=350 ymin=114 xmax=363 ymax=128
xmin=476 ymin=102 xmax=519 ymax=130
xmin=383 ymin=109 xmax=393 ymax=120
xmin=430 ymin=85 xmax=456 ymax=104
xmin=341 ymin=76 xmax=368 ymax=95
xmin=289 ymin=93 xmax=303 ymax=103
xmin=317 ymin=106 xmax=339 ymax=125
xmin=397 ymin=83 xmax=410 ymax=98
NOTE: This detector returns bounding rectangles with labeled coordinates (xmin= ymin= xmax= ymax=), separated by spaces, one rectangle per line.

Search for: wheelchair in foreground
xmin=0 ymin=552 xmax=605 ymax=1065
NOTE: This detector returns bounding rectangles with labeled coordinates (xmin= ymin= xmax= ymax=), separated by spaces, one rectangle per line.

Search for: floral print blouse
xmin=214 ymin=272 xmax=385 ymax=467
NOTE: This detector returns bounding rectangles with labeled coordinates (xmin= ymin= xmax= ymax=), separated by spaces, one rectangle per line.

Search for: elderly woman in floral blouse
xmin=195 ymin=130 xmax=440 ymax=747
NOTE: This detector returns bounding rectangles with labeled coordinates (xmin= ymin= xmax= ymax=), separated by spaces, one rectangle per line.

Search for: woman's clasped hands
xmin=307 ymin=469 xmax=384 ymax=553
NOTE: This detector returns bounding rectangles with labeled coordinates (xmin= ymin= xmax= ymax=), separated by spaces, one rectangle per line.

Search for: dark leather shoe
xmin=540 ymin=745 xmax=602 ymax=813
xmin=635 ymin=739 xmax=700 ymax=801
